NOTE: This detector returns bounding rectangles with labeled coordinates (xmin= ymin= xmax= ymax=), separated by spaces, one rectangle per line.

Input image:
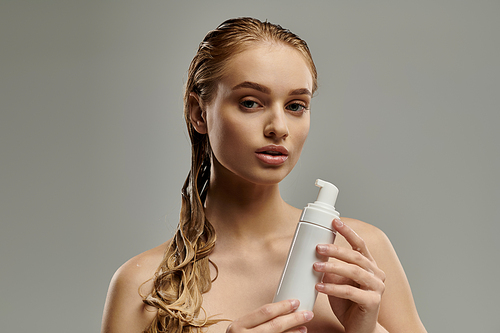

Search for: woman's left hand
xmin=313 ymin=218 xmax=386 ymax=333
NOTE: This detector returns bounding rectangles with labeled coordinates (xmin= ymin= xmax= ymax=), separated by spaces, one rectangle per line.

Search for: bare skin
xmin=101 ymin=216 xmax=426 ymax=333
xmin=101 ymin=43 xmax=427 ymax=333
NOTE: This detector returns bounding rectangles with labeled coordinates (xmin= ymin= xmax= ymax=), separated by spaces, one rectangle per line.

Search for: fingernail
xmin=316 ymin=283 xmax=325 ymax=291
xmin=290 ymin=299 xmax=299 ymax=308
xmin=316 ymin=244 xmax=327 ymax=253
xmin=299 ymin=327 xmax=308 ymax=333
xmin=303 ymin=311 xmax=314 ymax=321
xmin=334 ymin=218 xmax=343 ymax=228
xmin=313 ymin=262 xmax=325 ymax=270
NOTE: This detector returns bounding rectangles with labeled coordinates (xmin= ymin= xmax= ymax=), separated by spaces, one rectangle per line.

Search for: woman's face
xmin=203 ymin=42 xmax=313 ymax=185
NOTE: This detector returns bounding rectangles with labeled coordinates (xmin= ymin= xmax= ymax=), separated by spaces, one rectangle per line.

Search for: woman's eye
xmin=286 ymin=103 xmax=307 ymax=113
xmin=240 ymin=100 xmax=260 ymax=109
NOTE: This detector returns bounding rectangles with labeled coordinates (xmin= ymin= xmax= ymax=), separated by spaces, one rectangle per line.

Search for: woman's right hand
xmin=226 ymin=299 xmax=314 ymax=333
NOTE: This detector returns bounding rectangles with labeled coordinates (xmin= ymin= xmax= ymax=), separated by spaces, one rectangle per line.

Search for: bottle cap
xmin=300 ymin=179 xmax=340 ymax=229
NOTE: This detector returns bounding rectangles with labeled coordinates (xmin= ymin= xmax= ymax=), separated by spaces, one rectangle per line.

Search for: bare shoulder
xmin=339 ymin=217 xmax=401 ymax=282
xmin=101 ymin=241 xmax=170 ymax=333
xmin=341 ymin=217 xmax=386 ymax=239
xmin=340 ymin=217 xmax=392 ymax=255
xmin=339 ymin=217 xmax=402 ymax=283
xmin=116 ymin=241 xmax=169 ymax=285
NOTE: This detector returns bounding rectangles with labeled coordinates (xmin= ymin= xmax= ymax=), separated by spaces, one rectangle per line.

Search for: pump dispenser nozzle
xmin=315 ymin=179 xmax=339 ymax=208
xmin=300 ymin=179 xmax=340 ymax=229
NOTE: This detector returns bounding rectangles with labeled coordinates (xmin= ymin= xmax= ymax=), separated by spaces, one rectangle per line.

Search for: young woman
xmin=101 ymin=17 xmax=427 ymax=333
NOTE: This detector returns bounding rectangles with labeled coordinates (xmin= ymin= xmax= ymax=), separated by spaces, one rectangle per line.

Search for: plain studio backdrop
xmin=1 ymin=1 xmax=499 ymax=332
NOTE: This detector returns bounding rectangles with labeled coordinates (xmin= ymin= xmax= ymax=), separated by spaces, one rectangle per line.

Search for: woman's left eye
xmin=286 ymin=103 xmax=307 ymax=113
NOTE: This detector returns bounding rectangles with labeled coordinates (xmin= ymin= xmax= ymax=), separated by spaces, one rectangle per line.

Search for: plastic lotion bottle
xmin=273 ymin=179 xmax=340 ymax=311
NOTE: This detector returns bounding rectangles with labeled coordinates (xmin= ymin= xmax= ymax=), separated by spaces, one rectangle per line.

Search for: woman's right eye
xmin=240 ymin=100 xmax=260 ymax=109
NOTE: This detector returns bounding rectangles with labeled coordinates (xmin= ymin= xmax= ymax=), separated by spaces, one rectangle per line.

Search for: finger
xmin=316 ymin=244 xmax=376 ymax=275
xmin=316 ymin=282 xmax=383 ymax=311
xmin=289 ymin=326 xmax=308 ymax=333
xmin=314 ymin=261 xmax=384 ymax=291
xmin=234 ymin=299 xmax=299 ymax=329
xmin=255 ymin=310 xmax=313 ymax=333
xmin=332 ymin=219 xmax=374 ymax=261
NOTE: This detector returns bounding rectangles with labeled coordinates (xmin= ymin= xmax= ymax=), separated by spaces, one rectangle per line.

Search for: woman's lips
xmin=255 ymin=145 xmax=289 ymax=165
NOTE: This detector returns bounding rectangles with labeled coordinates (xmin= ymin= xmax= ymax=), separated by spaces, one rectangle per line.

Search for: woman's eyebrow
xmin=232 ymin=81 xmax=271 ymax=94
xmin=232 ymin=81 xmax=311 ymax=97
xmin=289 ymin=88 xmax=312 ymax=97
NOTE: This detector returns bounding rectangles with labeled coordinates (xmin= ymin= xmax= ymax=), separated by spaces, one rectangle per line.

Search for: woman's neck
xmin=204 ymin=167 xmax=296 ymax=243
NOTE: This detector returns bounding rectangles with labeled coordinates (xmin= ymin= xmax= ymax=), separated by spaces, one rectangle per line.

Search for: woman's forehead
xmin=219 ymin=43 xmax=314 ymax=93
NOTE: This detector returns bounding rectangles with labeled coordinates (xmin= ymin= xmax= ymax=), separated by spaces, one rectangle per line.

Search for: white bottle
xmin=273 ymin=179 xmax=340 ymax=311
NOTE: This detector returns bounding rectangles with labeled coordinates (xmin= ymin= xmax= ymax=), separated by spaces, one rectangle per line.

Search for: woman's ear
xmin=188 ymin=92 xmax=208 ymax=134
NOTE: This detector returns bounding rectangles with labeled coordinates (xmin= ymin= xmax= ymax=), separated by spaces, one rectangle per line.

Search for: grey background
xmin=1 ymin=1 xmax=499 ymax=332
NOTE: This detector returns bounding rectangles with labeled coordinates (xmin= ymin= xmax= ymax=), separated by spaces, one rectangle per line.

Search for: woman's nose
xmin=264 ymin=106 xmax=289 ymax=139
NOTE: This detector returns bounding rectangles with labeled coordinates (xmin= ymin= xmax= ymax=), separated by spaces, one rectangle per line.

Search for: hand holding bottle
xmin=225 ymin=299 xmax=314 ymax=333
xmin=314 ymin=219 xmax=387 ymax=333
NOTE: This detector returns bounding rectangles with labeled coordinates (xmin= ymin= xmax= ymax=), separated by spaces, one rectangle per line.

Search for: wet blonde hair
xmin=142 ymin=17 xmax=317 ymax=333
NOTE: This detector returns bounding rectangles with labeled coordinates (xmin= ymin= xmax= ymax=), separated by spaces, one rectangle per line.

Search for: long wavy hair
xmin=142 ymin=17 xmax=318 ymax=333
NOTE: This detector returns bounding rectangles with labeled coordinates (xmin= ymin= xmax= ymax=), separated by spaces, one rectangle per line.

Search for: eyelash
xmin=240 ymin=100 xmax=261 ymax=109
xmin=286 ymin=102 xmax=308 ymax=113
xmin=239 ymin=100 xmax=309 ymax=114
